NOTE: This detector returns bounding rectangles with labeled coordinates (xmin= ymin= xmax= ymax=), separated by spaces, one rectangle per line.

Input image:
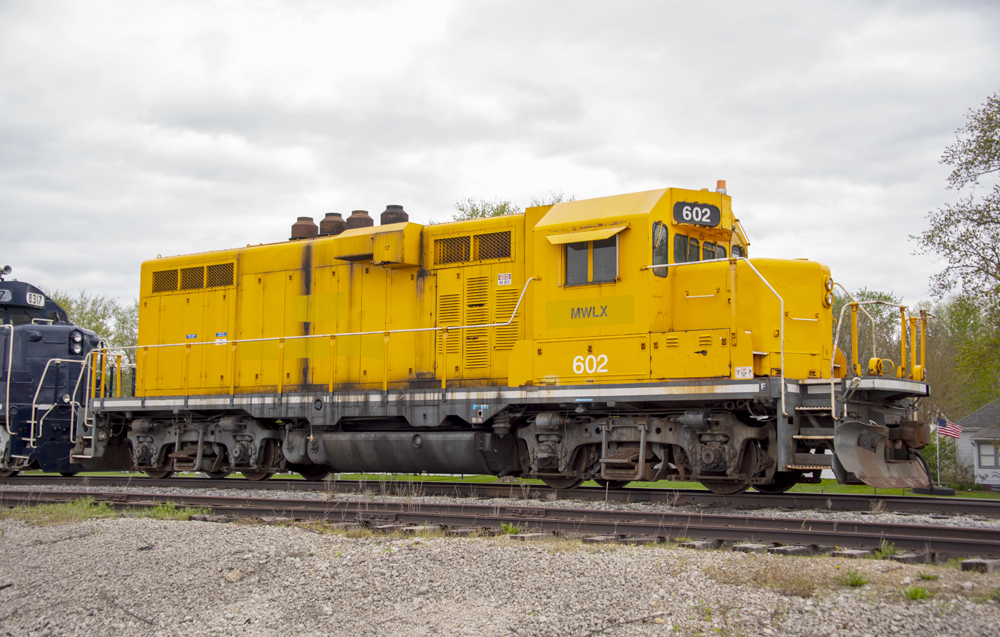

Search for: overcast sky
xmin=1 ymin=0 xmax=998 ymax=305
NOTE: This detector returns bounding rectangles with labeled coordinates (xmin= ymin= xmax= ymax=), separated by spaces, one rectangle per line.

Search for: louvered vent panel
xmin=494 ymin=289 xmax=520 ymax=350
xmin=698 ymin=334 xmax=712 ymax=347
xmin=206 ymin=263 xmax=234 ymax=288
xmin=466 ymin=276 xmax=489 ymax=305
xmin=434 ymin=236 xmax=470 ymax=265
xmin=436 ymin=294 xmax=461 ymax=354
xmin=665 ymin=336 xmax=680 ymax=348
xmin=464 ymin=276 xmax=490 ymax=368
xmin=474 ymin=231 xmax=511 ymax=261
xmin=151 ymin=270 xmax=178 ymax=293
xmin=180 ymin=267 xmax=204 ymax=290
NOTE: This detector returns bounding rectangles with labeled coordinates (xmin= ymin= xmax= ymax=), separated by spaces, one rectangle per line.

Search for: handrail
xmin=2 ymin=324 xmax=12 ymax=435
xmin=98 ymin=277 xmax=535 ymax=396
xmin=27 ymin=357 xmax=90 ymax=448
xmin=642 ymin=257 xmax=787 ymax=416
xmin=833 ymin=282 xmax=878 ymax=361
xmin=829 ymin=300 xmax=925 ymax=421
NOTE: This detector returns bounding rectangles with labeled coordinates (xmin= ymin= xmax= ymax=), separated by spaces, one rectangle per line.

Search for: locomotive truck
xmin=6 ymin=184 xmax=933 ymax=493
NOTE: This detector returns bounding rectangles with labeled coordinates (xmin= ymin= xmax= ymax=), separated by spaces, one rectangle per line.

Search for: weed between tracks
xmin=0 ymin=498 xmax=211 ymax=526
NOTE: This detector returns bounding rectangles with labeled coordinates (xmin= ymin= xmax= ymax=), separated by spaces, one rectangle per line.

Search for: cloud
xmin=0 ymin=0 xmax=998 ymax=304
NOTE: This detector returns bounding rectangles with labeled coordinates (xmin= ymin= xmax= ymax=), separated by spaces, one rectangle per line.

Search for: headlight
xmin=71 ymin=342 xmax=83 ymax=355
xmin=71 ymin=331 xmax=83 ymax=343
xmin=61 ymin=393 xmax=71 ymax=404
xmin=824 ymin=276 xmax=834 ymax=292
xmin=823 ymin=292 xmax=834 ymax=308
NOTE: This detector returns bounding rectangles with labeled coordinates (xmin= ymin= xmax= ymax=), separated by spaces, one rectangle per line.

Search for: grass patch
xmin=874 ymin=540 xmax=899 ymax=558
xmin=0 ymin=499 xmax=116 ymax=525
xmin=0 ymin=498 xmax=211 ymax=525
xmin=134 ymin=501 xmax=212 ymax=521
xmin=841 ymin=569 xmax=869 ymax=587
xmin=707 ymin=560 xmax=818 ymax=598
xmin=992 ymin=587 xmax=1000 ymax=602
xmin=500 ymin=522 xmax=523 ymax=535
xmin=917 ymin=571 xmax=940 ymax=581
xmin=902 ymin=585 xmax=930 ymax=600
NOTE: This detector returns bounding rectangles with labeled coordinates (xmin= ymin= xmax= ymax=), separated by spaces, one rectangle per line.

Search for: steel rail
xmin=2 ymin=489 xmax=997 ymax=557
xmin=2 ymin=475 xmax=998 ymax=518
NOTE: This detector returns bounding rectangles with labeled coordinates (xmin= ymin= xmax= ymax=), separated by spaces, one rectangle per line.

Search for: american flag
xmin=936 ymin=416 xmax=963 ymax=439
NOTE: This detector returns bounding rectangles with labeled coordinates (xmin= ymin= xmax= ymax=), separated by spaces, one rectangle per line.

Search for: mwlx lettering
xmin=570 ymin=305 xmax=608 ymax=320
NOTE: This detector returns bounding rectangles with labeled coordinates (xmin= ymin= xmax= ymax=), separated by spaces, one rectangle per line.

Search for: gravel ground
xmin=2 ymin=481 xmax=999 ymax=530
xmin=1 ymin=516 xmax=999 ymax=637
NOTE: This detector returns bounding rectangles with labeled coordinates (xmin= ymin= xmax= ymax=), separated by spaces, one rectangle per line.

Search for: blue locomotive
xmin=0 ymin=267 xmax=128 ymax=476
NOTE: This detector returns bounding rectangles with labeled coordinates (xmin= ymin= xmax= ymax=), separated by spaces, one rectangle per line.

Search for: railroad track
xmin=3 ymin=475 xmax=999 ymax=518
xmin=2 ymin=488 xmax=998 ymax=557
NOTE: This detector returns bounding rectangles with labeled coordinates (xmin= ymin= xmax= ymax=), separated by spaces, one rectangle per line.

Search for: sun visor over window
xmin=545 ymin=225 xmax=627 ymax=245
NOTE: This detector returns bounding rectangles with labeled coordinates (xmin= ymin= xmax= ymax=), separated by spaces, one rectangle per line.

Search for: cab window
xmin=651 ymin=222 xmax=668 ymax=277
xmin=732 ymin=244 xmax=744 ymax=258
xmin=5 ymin=310 xmax=33 ymax=325
xmin=687 ymin=237 xmax=700 ymax=262
xmin=704 ymin=242 xmax=726 ymax=260
xmin=566 ymin=237 xmax=618 ymax=286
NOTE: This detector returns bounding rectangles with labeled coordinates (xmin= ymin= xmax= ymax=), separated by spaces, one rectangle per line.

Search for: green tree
xmin=451 ymin=198 xmax=522 ymax=222
xmin=449 ymin=192 xmax=575 ymax=222
xmin=920 ymin=294 xmax=1000 ymax=421
xmin=914 ymin=91 xmax=1000 ymax=298
xmin=46 ymin=289 xmax=139 ymax=396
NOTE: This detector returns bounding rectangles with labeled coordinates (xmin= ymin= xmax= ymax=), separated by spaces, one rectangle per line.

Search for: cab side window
xmin=565 ymin=237 xmax=618 ymax=286
xmin=8 ymin=310 xmax=33 ymax=325
xmin=687 ymin=237 xmax=700 ymax=263
xmin=673 ymin=233 xmax=688 ymax=263
xmin=651 ymin=222 xmax=668 ymax=278
xmin=732 ymin=245 xmax=744 ymax=258
xmin=703 ymin=241 xmax=717 ymax=260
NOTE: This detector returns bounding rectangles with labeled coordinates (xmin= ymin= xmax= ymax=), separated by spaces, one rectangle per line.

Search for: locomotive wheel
xmin=594 ymin=478 xmax=631 ymax=489
xmin=144 ymin=470 xmax=174 ymax=479
xmin=296 ymin=466 xmax=332 ymax=482
xmin=241 ymin=471 xmax=273 ymax=481
xmin=205 ymin=471 xmax=232 ymax=480
xmin=753 ymin=471 xmax=802 ymax=494
xmin=700 ymin=441 xmax=757 ymax=495
xmin=0 ymin=470 xmax=19 ymax=478
xmin=541 ymin=477 xmax=584 ymax=489
xmin=700 ymin=480 xmax=751 ymax=495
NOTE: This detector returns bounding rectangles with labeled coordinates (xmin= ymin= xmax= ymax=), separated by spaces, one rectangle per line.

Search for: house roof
xmin=972 ymin=424 xmax=1000 ymax=441
xmin=956 ymin=399 xmax=1000 ymax=433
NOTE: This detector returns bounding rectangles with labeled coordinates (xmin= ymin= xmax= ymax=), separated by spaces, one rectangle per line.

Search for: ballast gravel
xmin=2 ymin=480 xmax=999 ymax=530
xmin=1 ymin=516 xmax=998 ymax=637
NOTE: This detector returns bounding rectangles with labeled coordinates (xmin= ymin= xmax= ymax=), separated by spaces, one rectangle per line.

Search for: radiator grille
xmin=437 ymin=294 xmax=461 ymax=354
xmin=665 ymin=336 xmax=680 ymax=348
xmin=434 ymin=236 xmax=470 ymax=265
xmin=464 ymin=277 xmax=490 ymax=368
xmin=494 ymin=289 xmax=520 ymax=350
xmin=206 ymin=263 xmax=234 ymax=288
xmin=180 ymin=267 xmax=204 ymax=290
xmin=474 ymin=231 xmax=511 ymax=261
xmin=151 ymin=270 xmax=178 ymax=293
xmin=698 ymin=334 xmax=713 ymax=347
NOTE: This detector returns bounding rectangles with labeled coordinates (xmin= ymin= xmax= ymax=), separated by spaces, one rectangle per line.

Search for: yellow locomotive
xmin=90 ymin=184 xmax=932 ymax=492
